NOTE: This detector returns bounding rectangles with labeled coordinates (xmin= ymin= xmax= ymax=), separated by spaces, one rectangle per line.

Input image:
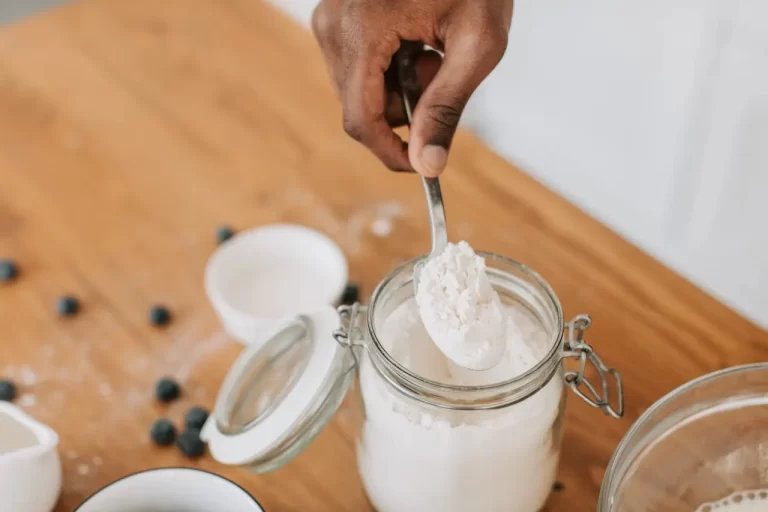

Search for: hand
xmin=312 ymin=0 xmax=513 ymax=176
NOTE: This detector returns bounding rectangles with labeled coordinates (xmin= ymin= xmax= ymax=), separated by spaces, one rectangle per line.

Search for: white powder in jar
xmin=357 ymin=297 xmax=563 ymax=512
xmin=696 ymin=490 xmax=768 ymax=512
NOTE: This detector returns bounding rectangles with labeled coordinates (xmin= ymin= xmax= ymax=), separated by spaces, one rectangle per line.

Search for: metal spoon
xmin=395 ymin=42 xmax=449 ymax=296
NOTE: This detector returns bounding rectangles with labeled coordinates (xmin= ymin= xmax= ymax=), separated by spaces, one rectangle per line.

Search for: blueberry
xmin=155 ymin=377 xmax=180 ymax=403
xmin=216 ymin=225 xmax=235 ymax=245
xmin=185 ymin=406 xmax=209 ymax=430
xmin=149 ymin=305 xmax=171 ymax=326
xmin=341 ymin=282 xmax=359 ymax=306
xmin=150 ymin=418 xmax=177 ymax=446
xmin=176 ymin=429 xmax=205 ymax=458
xmin=0 ymin=260 xmax=19 ymax=282
xmin=56 ymin=295 xmax=80 ymax=316
xmin=0 ymin=380 xmax=16 ymax=402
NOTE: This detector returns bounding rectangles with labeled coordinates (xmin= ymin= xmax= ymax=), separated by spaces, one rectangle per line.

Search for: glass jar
xmin=599 ymin=363 xmax=768 ymax=512
xmin=202 ymin=253 xmax=624 ymax=512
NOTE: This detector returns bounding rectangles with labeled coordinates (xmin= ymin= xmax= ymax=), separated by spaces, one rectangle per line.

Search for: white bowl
xmin=76 ymin=468 xmax=264 ymax=511
xmin=205 ymin=224 xmax=348 ymax=345
xmin=0 ymin=402 xmax=61 ymax=512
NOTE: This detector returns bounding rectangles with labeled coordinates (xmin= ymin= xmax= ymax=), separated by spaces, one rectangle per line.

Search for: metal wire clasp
xmin=562 ymin=314 xmax=624 ymax=419
xmin=333 ymin=303 xmax=368 ymax=349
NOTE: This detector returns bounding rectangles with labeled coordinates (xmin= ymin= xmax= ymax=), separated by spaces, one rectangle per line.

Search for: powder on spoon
xmin=414 ymin=241 xmax=506 ymax=370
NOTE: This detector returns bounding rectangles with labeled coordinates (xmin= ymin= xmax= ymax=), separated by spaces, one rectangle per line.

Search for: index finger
xmin=341 ymin=41 xmax=413 ymax=172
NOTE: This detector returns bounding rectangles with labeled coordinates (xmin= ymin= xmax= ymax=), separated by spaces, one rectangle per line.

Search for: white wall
xmin=272 ymin=0 xmax=768 ymax=329
xmin=0 ymin=0 xmax=71 ymax=24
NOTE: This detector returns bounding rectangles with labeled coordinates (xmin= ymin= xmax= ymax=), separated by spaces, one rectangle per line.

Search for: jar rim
xmin=366 ymin=251 xmax=565 ymax=402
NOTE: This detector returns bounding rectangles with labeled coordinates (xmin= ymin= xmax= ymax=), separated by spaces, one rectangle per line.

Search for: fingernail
xmin=419 ymin=145 xmax=447 ymax=176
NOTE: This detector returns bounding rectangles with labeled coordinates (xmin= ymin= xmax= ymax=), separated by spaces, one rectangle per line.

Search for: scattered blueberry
xmin=155 ymin=377 xmax=180 ymax=403
xmin=149 ymin=305 xmax=171 ymax=327
xmin=216 ymin=225 xmax=235 ymax=245
xmin=0 ymin=259 xmax=19 ymax=282
xmin=0 ymin=380 xmax=16 ymax=402
xmin=176 ymin=429 xmax=205 ymax=458
xmin=341 ymin=282 xmax=359 ymax=306
xmin=56 ymin=295 xmax=80 ymax=316
xmin=185 ymin=406 xmax=209 ymax=430
xmin=553 ymin=482 xmax=565 ymax=492
xmin=150 ymin=418 xmax=177 ymax=446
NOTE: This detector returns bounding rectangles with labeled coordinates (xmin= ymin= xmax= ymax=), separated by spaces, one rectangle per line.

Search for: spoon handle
xmin=421 ymin=177 xmax=449 ymax=252
xmin=395 ymin=41 xmax=449 ymax=254
xmin=396 ymin=40 xmax=421 ymax=125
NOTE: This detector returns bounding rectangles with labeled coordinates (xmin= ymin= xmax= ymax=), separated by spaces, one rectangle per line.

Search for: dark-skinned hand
xmin=312 ymin=0 xmax=514 ymax=176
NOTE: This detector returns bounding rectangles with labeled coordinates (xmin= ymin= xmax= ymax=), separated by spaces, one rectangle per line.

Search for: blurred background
xmin=4 ymin=0 xmax=766 ymax=330
xmin=0 ymin=0 xmax=63 ymax=23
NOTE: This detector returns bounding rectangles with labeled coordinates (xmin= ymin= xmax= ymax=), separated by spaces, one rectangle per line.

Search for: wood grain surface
xmin=0 ymin=0 xmax=766 ymax=510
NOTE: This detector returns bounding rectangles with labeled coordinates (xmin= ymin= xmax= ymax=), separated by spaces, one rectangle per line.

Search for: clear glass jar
xmin=203 ymin=252 xmax=623 ymax=512
xmin=599 ymin=363 xmax=768 ymax=512
xmin=336 ymin=253 xmax=623 ymax=512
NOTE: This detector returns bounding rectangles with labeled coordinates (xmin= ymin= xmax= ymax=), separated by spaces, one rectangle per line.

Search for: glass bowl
xmin=599 ymin=363 xmax=768 ymax=511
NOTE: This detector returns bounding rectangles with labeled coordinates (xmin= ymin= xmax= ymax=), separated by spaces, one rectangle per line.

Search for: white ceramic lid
xmin=204 ymin=224 xmax=348 ymax=345
xmin=201 ymin=305 xmax=354 ymax=469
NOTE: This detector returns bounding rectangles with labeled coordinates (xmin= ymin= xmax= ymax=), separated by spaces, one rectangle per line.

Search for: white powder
xmin=358 ymin=297 xmax=563 ymax=512
xmin=20 ymin=365 xmax=37 ymax=386
xmin=697 ymin=490 xmax=768 ymax=512
xmin=99 ymin=383 xmax=112 ymax=397
xmin=18 ymin=394 xmax=37 ymax=407
xmin=371 ymin=218 xmax=393 ymax=237
xmin=415 ymin=241 xmax=506 ymax=370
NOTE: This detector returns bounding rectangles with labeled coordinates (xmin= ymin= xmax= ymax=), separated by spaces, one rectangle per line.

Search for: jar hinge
xmin=333 ymin=303 xmax=368 ymax=348
xmin=562 ymin=314 xmax=624 ymax=419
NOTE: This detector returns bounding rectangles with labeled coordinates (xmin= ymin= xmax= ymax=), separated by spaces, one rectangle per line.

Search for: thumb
xmin=408 ymin=32 xmax=507 ymax=177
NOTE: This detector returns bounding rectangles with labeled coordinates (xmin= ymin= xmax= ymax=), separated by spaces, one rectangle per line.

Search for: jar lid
xmin=201 ymin=305 xmax=354 ymax=469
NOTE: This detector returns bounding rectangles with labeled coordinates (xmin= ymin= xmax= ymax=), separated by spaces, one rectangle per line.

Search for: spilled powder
xmin=18 ymin=394 xmax=37 ymax=407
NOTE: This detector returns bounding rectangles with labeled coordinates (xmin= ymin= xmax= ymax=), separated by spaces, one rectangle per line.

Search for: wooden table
xmin=0 ymin=1 xmax=766 ymax=510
